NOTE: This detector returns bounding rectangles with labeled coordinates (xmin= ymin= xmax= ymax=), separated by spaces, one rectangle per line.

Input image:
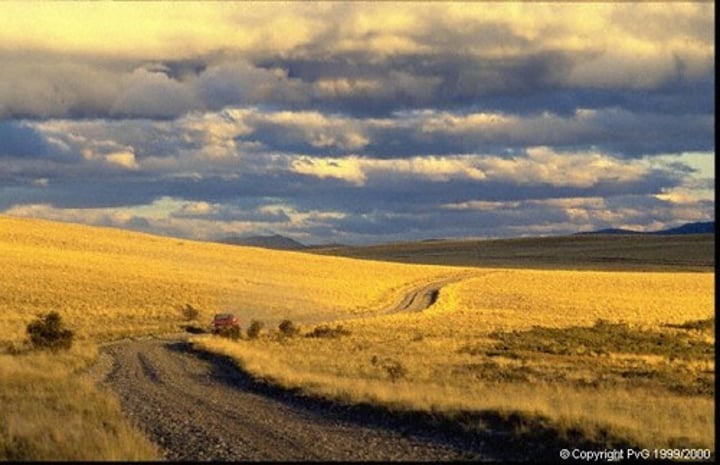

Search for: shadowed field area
xmin=310 ymin=233 xmax=715 ymax=271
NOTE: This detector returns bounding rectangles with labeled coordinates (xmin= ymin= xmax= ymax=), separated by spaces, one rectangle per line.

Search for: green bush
xmin=26 ymin=312 xmax=74 ymax=352
xmin=247 ymin=320 xmax=265 ymax=339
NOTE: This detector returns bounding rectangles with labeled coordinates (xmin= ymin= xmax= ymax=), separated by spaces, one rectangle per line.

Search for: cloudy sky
xmin=0 ymin=2 xmax=714 ymax=245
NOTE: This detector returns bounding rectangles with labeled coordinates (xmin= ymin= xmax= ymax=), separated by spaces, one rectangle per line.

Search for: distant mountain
xmin=219 ymin=234 xmax=306 ymax=250
xmin=575 ymin=228 xmax=643 ymax=235
xmin=576 ymin=221 xmax=714 ymax=236
xmin=654 ymin=221 xmax=715 ymax=235
xmin=304 ymin=242 xmax=348 ymax=250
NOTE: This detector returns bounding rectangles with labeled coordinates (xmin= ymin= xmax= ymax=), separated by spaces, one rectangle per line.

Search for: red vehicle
xmin=211 ymin=313 xmax=241 ymax=334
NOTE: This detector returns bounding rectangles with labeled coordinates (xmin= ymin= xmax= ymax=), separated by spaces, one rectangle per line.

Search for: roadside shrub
xmin=0 ymin=341 xmax=28 ymax=355
xmin=489 ymin=320 xmax=713 ymax=360
xmin=217 ymin=326 xmax=241 ymax=340
xmin=26 ymin=311 xmax=74 ymax=352
xmin=180 ymin=303 xmax=200 ymax=321
xmin=247 ymin=320 xmax=265 ymax=339
xmin=665 ymin=317 xmax=715 ymax=333
xmin=278 ymin=319 xmax=300 ymax=337
xmin=370 ymin=355 xmax=407 ymax=382
xmin=305 ymin=324 xmax=351 ymax=338
xmin=181 ymin=325 xmax=206 ymax=334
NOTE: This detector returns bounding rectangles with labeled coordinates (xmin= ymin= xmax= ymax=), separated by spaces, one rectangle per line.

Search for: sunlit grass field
xmin=0 ymin=214 xmax=460 ymax=344
xmin=0 ymin=344 xmax=159 ymax=460
xmin=194 ymin=268 xmax=714 ymax=451
xmin=0 ymin=214 xmax=715 ymax=458
xmin=0 ymin=214 xmax=459 ymax=460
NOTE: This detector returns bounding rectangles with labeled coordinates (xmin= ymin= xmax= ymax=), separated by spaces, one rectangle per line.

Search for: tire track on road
xmin=98 ymin=337 xmax=490 ymax=461
xmin=382 ymin=269 xmax=499 ymax=314
xmin=91 ymin=272 xmax=495 ymax=461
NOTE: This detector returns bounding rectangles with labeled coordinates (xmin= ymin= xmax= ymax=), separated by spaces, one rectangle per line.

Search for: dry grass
xmin=426 ymin=269 xmax=714 ymax=330
xmin=0 ymin=214 xmax=460 ymax=343
xmin=1 ymin=214 xmax=715 ymax=456
xmin=193 ymin=332 xmax=714 ymax=450
xmin=0 ymin=214 xmax=462 ymax=460
xmin=0 ymin=344 xmax=159 ymax=460
xmin=192 ymin=267 xmax=715 ymax=450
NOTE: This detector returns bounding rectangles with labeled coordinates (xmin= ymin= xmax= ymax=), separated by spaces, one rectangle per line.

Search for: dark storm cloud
xmin=0 ymin=178 xmax=158 ymax=211
xmin=0 ymin=121 xmax=53 ymax=158
xmin=221 ymin=105 xmax=712 ymax=159
xmin=0 ymin=52 xmax=308 ymax=120
xmin=253 ymin=50 xmax=575 ymax=117
xmin=2 ymin=45 xmax=712 ymax=124
xmin=0 ymin=121 xmax=79 ymax=162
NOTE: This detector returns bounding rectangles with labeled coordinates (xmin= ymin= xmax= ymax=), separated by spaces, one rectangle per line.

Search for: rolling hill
xmin=575 ymin=221 xmax=715 ymax=236
xmin=218 ymin=234 xmax=307 ymax=250
xmin=0 ymin=214 xmax=714 ymax=458
xmin=310 ymin=232 xmax=714 ymax=270
xmin=0 ymin=214 xmax=459 ymax=343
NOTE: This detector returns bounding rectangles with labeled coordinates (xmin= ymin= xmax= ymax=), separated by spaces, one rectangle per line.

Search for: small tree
xmin=26 ymin=311 xmax=74 ymax=351
xmin=247 ymin=320 xmax=265 ymax=339
xmin=180 ymin=303 xmax=200 ymax=321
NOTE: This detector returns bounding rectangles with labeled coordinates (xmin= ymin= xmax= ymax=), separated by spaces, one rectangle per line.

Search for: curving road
xmin=89 ymin=274 xmax=495 ymax=461
xmin=384 ymin=270 xmax=485 ymax=314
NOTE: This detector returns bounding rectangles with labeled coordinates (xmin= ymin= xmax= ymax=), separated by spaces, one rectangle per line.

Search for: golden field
xmin=193 ymin=267 xmax=714 ymax=450
xmin=0 ymin=214 xmax=715 ymax=457
xmin=0 ymin=214 xmax=461 ymax=460
xmin=0 ymin=345 xmax=159 ymax=460
xmin=426 ymin=269 xmax=714 ymax=330
xmin=0 ymin=214 xmax=461 ymax=343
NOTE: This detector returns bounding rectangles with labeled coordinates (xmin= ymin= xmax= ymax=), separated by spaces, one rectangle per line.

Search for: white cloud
xmin=292 ymin=148 xmax=650 ymax=188
xmin=291 ymin=156 xmax=367 ymax=185
xmin=105 ymin=150 xmax=138 ymax=170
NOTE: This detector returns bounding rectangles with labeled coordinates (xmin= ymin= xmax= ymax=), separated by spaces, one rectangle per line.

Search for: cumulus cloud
xmin=289 ymin=148 xmax=658 ymax=189
xmin=104 ymin=151 xmax=139 ymax=170
xmin=110 ymin=66 xmax=200 ymax=118
xmin=0 ymin=3 xmax=713 ymax=120
xmin=0 ymin=3 xmax=713 ymax=243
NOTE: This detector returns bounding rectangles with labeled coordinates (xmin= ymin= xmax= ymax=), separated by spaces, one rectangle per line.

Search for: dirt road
xmin=386 ymin=270 xmax=489 ymax=314
xmin=91 ymin=275 xmax=494 ymax=461
xmin=94 ymin=335 xmax=489 ymax=461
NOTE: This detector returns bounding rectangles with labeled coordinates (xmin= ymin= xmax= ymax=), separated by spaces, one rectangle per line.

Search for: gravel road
xmin=88 ymin=274 xmax=497 ymax=461
xmin=93 ymin=335 xmax=491 ymax=461
xmin=385 ymin=270 xmax=487 ymax=314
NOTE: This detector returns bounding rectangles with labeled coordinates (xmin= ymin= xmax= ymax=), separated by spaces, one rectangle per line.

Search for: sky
xmin=0 ymin=2 xmax=714 ymax=245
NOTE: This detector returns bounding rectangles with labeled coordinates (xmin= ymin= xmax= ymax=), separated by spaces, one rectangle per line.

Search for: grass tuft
xmin=305 ymin=324 xmax=352 ymax=338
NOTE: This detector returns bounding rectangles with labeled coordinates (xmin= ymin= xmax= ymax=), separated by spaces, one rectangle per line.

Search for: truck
xmin=211 ymin=313 xmax=241 ymax=334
